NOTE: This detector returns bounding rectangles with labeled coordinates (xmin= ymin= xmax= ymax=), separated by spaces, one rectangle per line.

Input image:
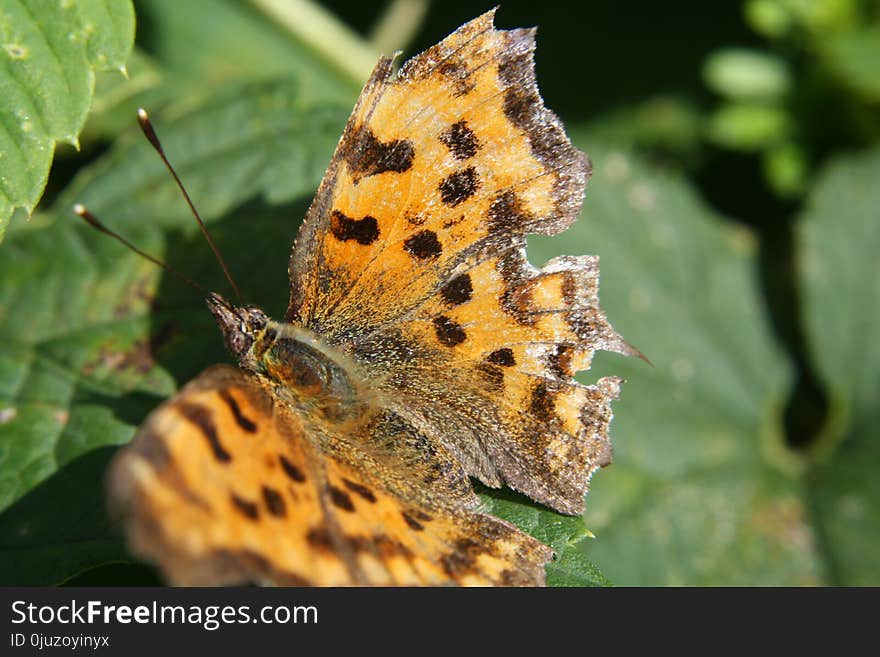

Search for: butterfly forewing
xmin=285 ymin=9 xmax=635 ymax=515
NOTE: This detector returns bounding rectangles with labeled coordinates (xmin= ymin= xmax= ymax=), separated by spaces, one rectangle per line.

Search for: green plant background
xmin=0 ymin=0 xmax=877 ymax=586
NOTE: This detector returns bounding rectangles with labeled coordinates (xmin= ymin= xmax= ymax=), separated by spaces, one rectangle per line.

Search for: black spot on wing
xmin=306 ymin=527 xmax=333 ymax=551
xmin=230 ymin=493 xmax=259 ymax=520
xmin=218 ymin=389 xmax=257 ymax=433
xmin=433 ymin=316 xmax=467 ymax=346
xmin=403 ymin=229 xmax=442 ymax=260
xmin=262 ymin=485 xmax=287 ymax=517
xmin=279 ymin=455 xmax=306 ymax=483
xmin=343 ymin=126 xmax=414 ymax=179
xmin=330 ymin=210 xmax=380 ymax=245
xmin=530 ymin=381 xmax=556 ymax=423
xmin=343 ymin=478 xmax=377 ymax=503
xmin=487 ymin=348 xmax=516 ymax=366
xmin=440 ymin=273 xmax=473 ymax=305
xmin=439 ymin=167 xmax=480 ymax=207
xmin=439 ymin=120 xmax=479 ymax=160
xmin=401 ymin=511 xmax=425 ymax=531
xmin=178 ymin=402 xmax=230 ymax=463
xmin=329 ymin=486 xmax=355 ymax=512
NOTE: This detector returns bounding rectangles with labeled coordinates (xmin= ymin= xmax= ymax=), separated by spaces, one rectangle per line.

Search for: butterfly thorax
xmin=207 ymin=292 xmax=361 ymax=421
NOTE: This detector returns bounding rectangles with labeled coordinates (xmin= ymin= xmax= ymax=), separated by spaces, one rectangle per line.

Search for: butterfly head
xmin=206 ymin=292 xmax=269 ymax=370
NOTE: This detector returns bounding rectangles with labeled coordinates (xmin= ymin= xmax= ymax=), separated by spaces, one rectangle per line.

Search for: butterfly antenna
xmin=73 ymin=204 xmax=208 ymax=295
xmin=136 ymin=108 xmax=243 ymax=302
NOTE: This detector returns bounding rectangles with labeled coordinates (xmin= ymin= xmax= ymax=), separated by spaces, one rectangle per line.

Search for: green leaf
xmin=56 ymin=77 xmax=348 ymax=229
xmin=136 ymin=0 xmax=363 ymax=105
xmin=703 ymin=48 xmax=791 ymax=100
xmin=744 ymin=0 xmax=794 ymax=38
xmin=477 ymin=485 xmax=611 ymax=587
xmin=0 ymin=447 xmax=131 ymax=585
xmin=584 ymin=95 xmax=704 ymax=158
xmin=824 ymin=26 xmax=880 ymax=101
xmin=799 ymin=149 xmax=880 ymax=585
xmin=0 ymin=79 xmax=347 ymax=584
xmin=527 ymin=134 xmax=825 ymax=585
xmin=745 ymin=0 xmax=859 ymax=39
xmin=0 ymin=0 xmax=134 ymax=240
xmin=76 ymin=0 xmax=135 ymax=71
xmin=763 ymin=141 xmax=809 ymax=197
xmin=81 ymin=48 xmax=166 ymax=142
xmin=706 ymin=102 xmax=791 ymax=151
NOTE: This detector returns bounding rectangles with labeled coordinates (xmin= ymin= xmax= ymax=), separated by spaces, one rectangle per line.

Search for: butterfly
xmin=107 ymin=9 xmax=637 ymax=586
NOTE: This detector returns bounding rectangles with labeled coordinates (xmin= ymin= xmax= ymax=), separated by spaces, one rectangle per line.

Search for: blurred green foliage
xmin=704 ymin=0 xmax=880 ymax=198
xmin=0 ymin=0 xmax=877 ymax=586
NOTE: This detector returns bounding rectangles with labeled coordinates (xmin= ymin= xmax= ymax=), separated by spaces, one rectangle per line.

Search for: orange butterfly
xmin=107 ymin=9 xmax=637 ymax=586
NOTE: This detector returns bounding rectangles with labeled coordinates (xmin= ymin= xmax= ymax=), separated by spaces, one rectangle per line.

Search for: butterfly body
xmin=208 ymin=293 xmax=365 ymax=422
xmin=108 ymin=10 xmax=637 ymax=586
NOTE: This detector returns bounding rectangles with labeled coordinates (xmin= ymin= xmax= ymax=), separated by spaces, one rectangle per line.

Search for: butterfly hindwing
xmin=110 ymin=366 xmax=336 ymax=585
xmin=108 ymin=365 xmax=552 ymax=585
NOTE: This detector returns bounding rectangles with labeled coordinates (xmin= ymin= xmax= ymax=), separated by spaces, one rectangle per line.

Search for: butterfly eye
xmin=228 ymin=331 xmax=254 ymax=357
xmin=243 ymin=308 xmax=268 ymax=333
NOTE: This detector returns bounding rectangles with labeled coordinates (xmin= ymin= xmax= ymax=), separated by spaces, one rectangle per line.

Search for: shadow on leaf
xmin=0 ymin=446 xmax=130 ymax=585
xmin=146 ymin=198 xmax=309 ymax=386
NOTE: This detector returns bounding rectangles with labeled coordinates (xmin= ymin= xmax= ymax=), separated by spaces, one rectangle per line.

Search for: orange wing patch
xmin=288 ymin=9 xmax=585 ymax=336
xmin=109 ymin=365 xmax=551 ymax=585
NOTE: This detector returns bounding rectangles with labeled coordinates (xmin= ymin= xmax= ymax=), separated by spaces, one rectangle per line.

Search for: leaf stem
xmin=249 ymin=0 xmax=378 ymax=87
xmin=369 ymin=0 xmax=430 ymax=54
